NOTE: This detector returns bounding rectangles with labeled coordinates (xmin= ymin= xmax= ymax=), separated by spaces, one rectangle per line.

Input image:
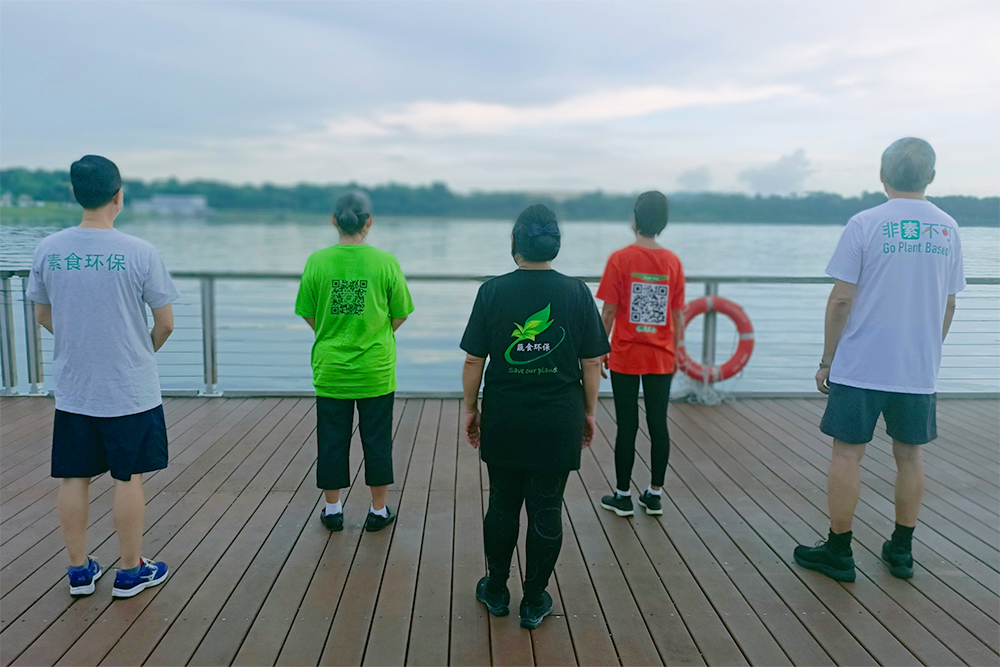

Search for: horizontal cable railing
xmin=2 ymin=270 xmax=998 ymax=397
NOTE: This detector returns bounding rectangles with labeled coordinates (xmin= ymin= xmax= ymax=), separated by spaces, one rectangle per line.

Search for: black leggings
xmin=483 ymin=464 xmax=569 ymax=603
xmin=610 ymin=372 xmax=673 ymax=492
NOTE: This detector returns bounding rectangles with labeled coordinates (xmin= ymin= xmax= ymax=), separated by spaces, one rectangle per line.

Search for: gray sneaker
xmin=637 ymin=491 xmax=663 ymax=515
xmin=600 ymin=492 xmax=634 ymax=517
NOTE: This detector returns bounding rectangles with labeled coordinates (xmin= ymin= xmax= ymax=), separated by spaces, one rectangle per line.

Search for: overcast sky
xmin=2 ymin=1 xmax=998 ymax=195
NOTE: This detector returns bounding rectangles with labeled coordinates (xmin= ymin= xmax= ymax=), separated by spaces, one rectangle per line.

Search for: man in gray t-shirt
xmin=26 ymin=155 xmax=177 ymax=599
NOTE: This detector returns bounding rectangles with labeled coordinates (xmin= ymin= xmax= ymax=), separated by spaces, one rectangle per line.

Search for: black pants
xmin=610 ymin=372 xmax=673 ymax=492
xmin=484 ymin=464 xmax=569 ymax=603
xmin=316 ymin=394 xmax=394 ymax=489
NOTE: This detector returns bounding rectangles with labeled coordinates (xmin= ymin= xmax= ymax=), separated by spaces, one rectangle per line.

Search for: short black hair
xmin=633 ymin=191 xmax=668 ymax=237
xmin=70 ymin=155 xmax=121 ymax=209
xmin=512 ymin=204 xmax=560 ymax=262
xmin=334 ymin=190 xmax=373 ymax=234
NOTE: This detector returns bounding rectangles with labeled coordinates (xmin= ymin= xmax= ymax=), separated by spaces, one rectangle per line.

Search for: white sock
xmin=325 ymin=501 xmax=342 ymax=515
xmin=370 ymin=504 xmax=388 ymax=518
xmin=615 ymin=488 xmax=631 ymax=497
xmin=646 ymin=485 xmax=662 ymax=496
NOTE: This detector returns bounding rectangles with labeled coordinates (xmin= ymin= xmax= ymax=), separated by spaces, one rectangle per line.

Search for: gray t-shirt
xmin=26 ymin=227 xmax=179 ymax=417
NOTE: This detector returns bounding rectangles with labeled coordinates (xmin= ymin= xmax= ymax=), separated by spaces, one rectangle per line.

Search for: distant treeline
xmin=2 ymin=168 xmax=997 ymax=225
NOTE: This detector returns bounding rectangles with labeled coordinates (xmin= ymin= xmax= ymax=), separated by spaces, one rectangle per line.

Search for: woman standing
xmin=461 ymin=205 xmax=609 ymax=629
xmin=596 ymin=191 xmax=686 ymax=517
xmin=295 ymin=191 xmax=414 ymax=532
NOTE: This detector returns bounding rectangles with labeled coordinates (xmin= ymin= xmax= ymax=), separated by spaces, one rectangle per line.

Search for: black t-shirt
xmin=460 ymin=269 xmax=611 ymax=472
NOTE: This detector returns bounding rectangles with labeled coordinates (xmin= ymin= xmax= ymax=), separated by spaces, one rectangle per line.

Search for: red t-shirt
xmin=596 ymin=245 xmax=686 ymax=375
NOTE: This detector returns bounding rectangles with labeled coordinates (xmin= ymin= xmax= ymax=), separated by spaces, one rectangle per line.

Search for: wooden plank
xmin=363 ymin=400 xmax=441 ymax=666
xmin=561 ymin=471 xmax=662 ymax=666
xmin=675 ymin=403 xmax=1000 ymax=667
xmin=1 ymin=399 xmax=295 ymax=664
xmin=664 ymin=406 xmax=963 ymax=667
xmin=318 ymin=399 xmax=424 ymax=666
xmin=449 ymin=400 xmax=491 ymax=667
xmin=705 ymin=402 xmax=1000 ymax=644
xmin=406 ymin=399 xmax=459 ymax=666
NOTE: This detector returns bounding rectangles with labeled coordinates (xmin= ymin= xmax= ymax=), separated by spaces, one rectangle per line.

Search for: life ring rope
xmin=676 ymin=296 xmax=754 ymax=383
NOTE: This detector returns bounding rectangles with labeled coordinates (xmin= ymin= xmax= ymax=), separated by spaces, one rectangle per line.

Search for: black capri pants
xmin=610 ymin=372 xmax=673 ymax=491
xmin=316 ymin=394 xmax=394 ymax=489
xmin=484 ymin=463 xmax=569 ymax=603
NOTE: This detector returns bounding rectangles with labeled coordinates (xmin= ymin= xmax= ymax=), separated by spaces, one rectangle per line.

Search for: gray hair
xmin=881 ymin=137 xmax=935 ymax=192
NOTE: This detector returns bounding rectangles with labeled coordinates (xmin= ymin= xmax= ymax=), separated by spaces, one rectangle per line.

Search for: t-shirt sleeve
xmin=577 ymin=283 xmax=611 ymax=359
xmin=294 ymin=260 xmax=318 ymax=318
xmin=388 ymin=258 xmax=415 ymax=318
xmin=948 ymin=227 xmax=967 ymax=295
xmin=460 ymin=285 xmax=490 ymax=358
xmin=25 ymin=244 xmax=49 ymax=304
xmin=595 ymin=255 xmax=620 ymax=305
xmin=142 ymin=249 xmax=180 ymax=309
xmin=826 ymin=218 xmax=864 ymax=284
xmin=671 ymin=257 xmax=686 ymax=311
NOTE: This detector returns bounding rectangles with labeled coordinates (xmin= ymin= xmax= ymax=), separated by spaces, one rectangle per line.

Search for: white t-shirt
xmin=826 ymin=198 xmax=966 ymax=394
xmin=26 ymin=227 xmax=180 ymax=417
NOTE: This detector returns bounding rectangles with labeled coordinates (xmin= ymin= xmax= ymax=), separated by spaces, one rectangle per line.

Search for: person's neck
xmin=79 ymin=210 xmax=116 ymax=230
xmin=517 ymin=261 xmax=552 ymax=271
xmin=338 ymin=235 xmax=368 ymax=246
xmin=885 ymin=187 xmax=927 ymax=201
xmin=634 ymin=234 xmax=662 ymax=249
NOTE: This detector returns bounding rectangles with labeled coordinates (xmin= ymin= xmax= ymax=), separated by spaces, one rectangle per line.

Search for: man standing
xmin=27 ymin=155 xmax=178 ymax=598
xmin=794 ymin=138 xmax=965 ymax=582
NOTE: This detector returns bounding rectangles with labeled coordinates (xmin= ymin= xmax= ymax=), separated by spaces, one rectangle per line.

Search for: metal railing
xmin=2 ymin=270 xmax=998 ymax=397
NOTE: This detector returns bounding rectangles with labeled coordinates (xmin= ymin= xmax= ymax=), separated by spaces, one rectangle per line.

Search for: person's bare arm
xmin=150 ymin=304 xmax=175 ymax=352
xmin=581 ymin=356 xmax=603 ymax=447
xmin=672 ymin=308 xmax=684 ymax=350
xmin=816 ymin=280 xmax=855 ymax=393
xmin=600 ymin=302 xmax=617 ymax=336
xmin=462 ymin=354 xmax=486 ymax=447
xmin=391 ymin=316 xmax=408 ymax=332
xmin=303 ymin=317 xmax=316 ymax=331
xmin=942 ymin=294 xmax=956 ymax=341
xmin=35 ymin=303 xmax=52 ymax=334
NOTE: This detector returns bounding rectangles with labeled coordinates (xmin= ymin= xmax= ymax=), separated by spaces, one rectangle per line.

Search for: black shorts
xmin=52 ymin=405 xmax=168 ymax=482
xmin=316 ymin=393 xmax=394 ymax=489
xmin=820 ymin=383 xmax=937 ymax=445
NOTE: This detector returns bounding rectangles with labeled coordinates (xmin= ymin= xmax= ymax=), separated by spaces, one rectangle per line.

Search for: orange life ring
xmin=676 ymin=296 xmax=754 ymax=383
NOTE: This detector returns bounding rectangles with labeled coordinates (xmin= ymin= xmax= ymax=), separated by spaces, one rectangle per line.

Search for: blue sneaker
xmin=68 ymin=557 xmax=102 ymax=596
xmin=112 ymin=558 xmax=168 ymax=598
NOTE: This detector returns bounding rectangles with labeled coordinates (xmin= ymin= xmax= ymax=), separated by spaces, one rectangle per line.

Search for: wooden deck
xmin=0 ymin=396 xmax=997 ymax=667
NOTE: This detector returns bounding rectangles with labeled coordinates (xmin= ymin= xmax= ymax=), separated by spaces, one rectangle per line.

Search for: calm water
xmin=2 ymin=217 xmax=998 ymax=394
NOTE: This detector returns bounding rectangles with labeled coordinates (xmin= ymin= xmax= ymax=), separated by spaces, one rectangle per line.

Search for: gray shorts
xmin=820 ymin=383 xmax=937 ymax=445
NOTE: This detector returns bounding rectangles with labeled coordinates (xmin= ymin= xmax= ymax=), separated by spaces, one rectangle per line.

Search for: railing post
xmin=1 ymin=276 xmax=18 ymax=394
xmin=199 ymin=276 xmax=222 ymax=396
xmin=21 ymin=278 xmax=45 ymax=395
xmin=702 ymin=281 xmax=718 ymax=385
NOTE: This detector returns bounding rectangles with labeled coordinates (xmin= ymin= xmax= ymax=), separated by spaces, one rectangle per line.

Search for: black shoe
xmin=637 ymin=491 xmax=663 ymax=515
xmin=320 ymin=508 xmax=344 ymax=532
xmin=365 ymin=506 xmax=396 ymax=532
xmin=600 ymin=493 xmax=634 ymax=517
xmin=793 ymin=540 xmax=856 ymax=582
xmin=475 ymin=576 xmax=510 ymax=617
xmin=519 ymin=591 xmax=553 ymax=629
xmin=882 ymin=540 xmax=914 ymax=579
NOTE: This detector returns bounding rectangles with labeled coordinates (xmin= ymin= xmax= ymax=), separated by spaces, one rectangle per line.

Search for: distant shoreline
xmin=2 ymin=207 xmax=998 ymax=227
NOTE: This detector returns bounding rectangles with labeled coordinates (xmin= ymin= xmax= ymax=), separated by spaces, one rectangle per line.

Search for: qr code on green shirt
xmin=331 ymin=279 xmax=368 ymax=315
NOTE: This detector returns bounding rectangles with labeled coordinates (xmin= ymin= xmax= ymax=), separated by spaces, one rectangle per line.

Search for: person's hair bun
xmin=334 ymin=191 xmax=373 ymax=234
xmin=513 ymin=204 xmax=561 ymax=262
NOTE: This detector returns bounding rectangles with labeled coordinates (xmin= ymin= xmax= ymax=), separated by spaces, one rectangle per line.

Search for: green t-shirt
xmin=295 ymin=245 xmax=414 ymax=399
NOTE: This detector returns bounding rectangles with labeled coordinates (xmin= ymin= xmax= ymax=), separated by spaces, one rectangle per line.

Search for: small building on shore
xmin=132 ymin=194 xmax=208 ymax=216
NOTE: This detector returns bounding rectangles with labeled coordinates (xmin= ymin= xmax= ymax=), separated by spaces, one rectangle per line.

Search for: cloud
xmin=321 ymin=84 xmax=798 ymax=138
xmin=739 ymin=149 xmax=813 ymax=195
xmin=676 ymin=167 xmax=712 ymax=191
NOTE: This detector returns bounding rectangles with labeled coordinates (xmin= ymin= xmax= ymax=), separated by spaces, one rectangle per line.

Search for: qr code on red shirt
xmin=629 ymin=282 xmax=669 ymax=326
